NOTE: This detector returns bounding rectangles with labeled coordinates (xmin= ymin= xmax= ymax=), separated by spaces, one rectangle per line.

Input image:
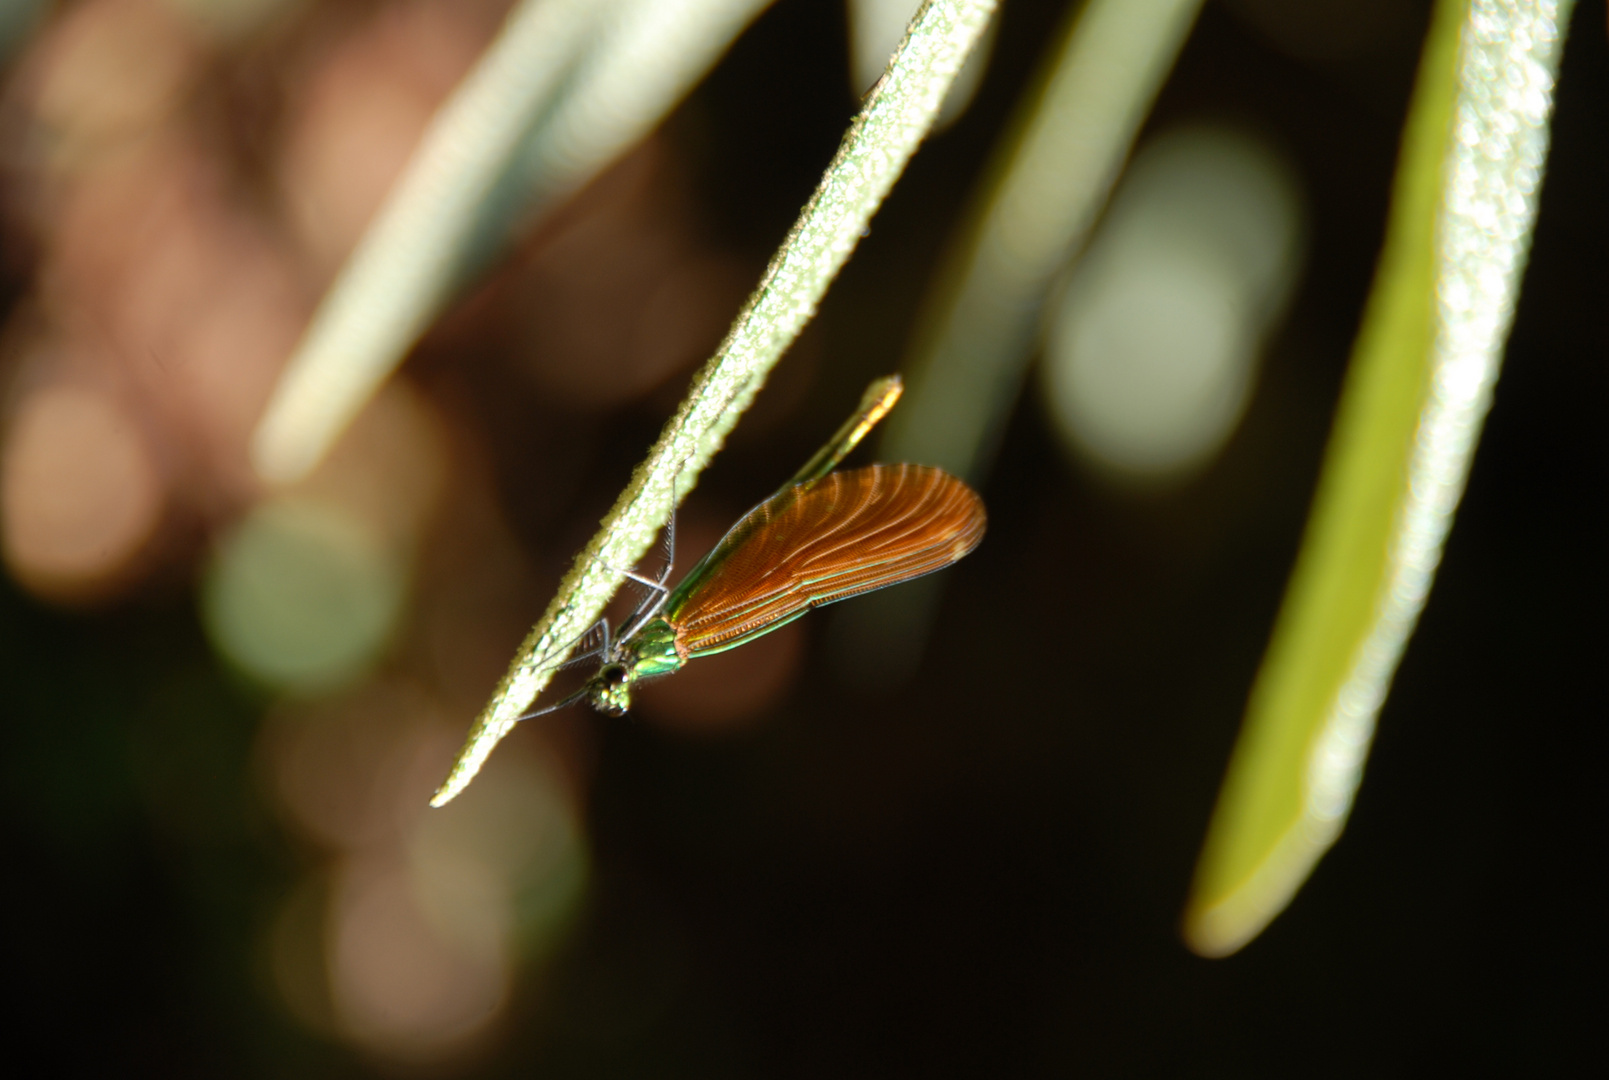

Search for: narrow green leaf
xmin=431 ymin=0 xmax=999 ymax=807
xmin=1185 ymin=0 xmax=1574 ymax=957
xmin=881 ymin=0 xmax=1204 ymax=483
xmin=835 ymin=0 xmax=1202 ymax=681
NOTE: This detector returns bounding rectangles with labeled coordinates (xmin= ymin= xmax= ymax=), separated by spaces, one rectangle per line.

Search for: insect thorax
xmin=625 ymin=618 xmax=685 ymax=679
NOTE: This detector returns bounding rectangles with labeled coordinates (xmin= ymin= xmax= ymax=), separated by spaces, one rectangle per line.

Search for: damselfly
xmin=524 ymin=376 xmax=985 ymax=719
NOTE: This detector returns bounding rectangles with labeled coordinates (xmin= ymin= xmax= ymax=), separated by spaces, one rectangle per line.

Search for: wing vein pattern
xmin=666 ymin=464 xmax=985 ymax=656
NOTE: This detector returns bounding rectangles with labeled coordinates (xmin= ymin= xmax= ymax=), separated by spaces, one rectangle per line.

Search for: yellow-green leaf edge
xmin=1183 ymin=0 xmax=1467 ymax=956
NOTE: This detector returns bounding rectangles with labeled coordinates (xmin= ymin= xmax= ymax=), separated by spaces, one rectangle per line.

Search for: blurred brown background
xmin=0 ymin=0 xmax=1599 ymax=1075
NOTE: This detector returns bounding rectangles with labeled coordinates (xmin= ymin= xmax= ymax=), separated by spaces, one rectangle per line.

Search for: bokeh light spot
xmin=278 ymin=1 xmax=485 ymax=277
xmin=261 ymin=680 xmax=441 ymax=850
xmin=203 ymin=497 xmax=404 ymax=692
xmin=329 ymin=857 xmax=509 ymax=1062
xmin=258 ymin=679 xmax=587 ymax=1063
xmin=2 ymin=381 xmax=164 ymax=598
xmin=411 ymin=746 xmax=588 ymax=959
xmin=1049 ymin=250 xmax=1253 ymax=474
xmin=1041 ymin=125 xmax=1305 ymax=483
xmin=29 ymin=0 xmax=196 ymax=168
xmin=512 ymin=142 xmax=748 ymax=411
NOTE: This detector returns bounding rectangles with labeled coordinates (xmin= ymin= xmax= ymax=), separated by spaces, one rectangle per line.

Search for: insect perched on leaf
xmin=523 ymin=375 xmax=986 ymax=720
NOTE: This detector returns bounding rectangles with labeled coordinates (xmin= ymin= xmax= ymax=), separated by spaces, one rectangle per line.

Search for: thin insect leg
xmin=515 ymin=685 xmax=590 ymax=722
xmin=613 ymin=513 xmax=679 ymax=640
xmin=597 ymin=617 xmax=611 ymax=659
xmin=592 ymin=512 xmax=678 ymax=598
xmin=628 ymin=512 xmax=677 ymax=622
xmin=606 ymin=569 xmax=664 ymax=639
xmin=598 ymin=558 xmax=671 ymax=597
xmin=616 ymin=577 xmax=671 ymax=641
xmin=621 ymin=568 xmax=670 ymax=593
xmin=627 ymin=585 xmax=671 ymax=635
xmin=523 ymin=616 xmax=611 ymax=718
xmin=531 ymin=616 xmax=610 ymax=677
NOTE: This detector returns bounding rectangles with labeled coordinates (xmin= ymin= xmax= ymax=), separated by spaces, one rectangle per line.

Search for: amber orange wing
xmin=664 ymin=464 xmax=985 ymax=657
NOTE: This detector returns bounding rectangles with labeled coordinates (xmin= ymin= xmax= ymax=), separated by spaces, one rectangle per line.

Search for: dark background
xmin=2 ymin=0 xmax=1600 ymax=1075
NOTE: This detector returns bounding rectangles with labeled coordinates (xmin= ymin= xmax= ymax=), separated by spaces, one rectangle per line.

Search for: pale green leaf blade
xmin=1185 ymin=0 xmax=1574 ymax=958
xmin=250 ymin=0 xmax=774 ymax=485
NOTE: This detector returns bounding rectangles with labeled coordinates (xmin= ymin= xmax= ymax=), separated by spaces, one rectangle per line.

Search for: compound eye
xmin=602 ymin=665 xmax=627 ymax=687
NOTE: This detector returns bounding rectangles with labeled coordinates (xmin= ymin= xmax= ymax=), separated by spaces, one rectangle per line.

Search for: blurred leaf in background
xmin=833 ymin=0 xmax=1204 ymax=685
xmin=1040 ymin=124 xmax=1304 ymax=485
